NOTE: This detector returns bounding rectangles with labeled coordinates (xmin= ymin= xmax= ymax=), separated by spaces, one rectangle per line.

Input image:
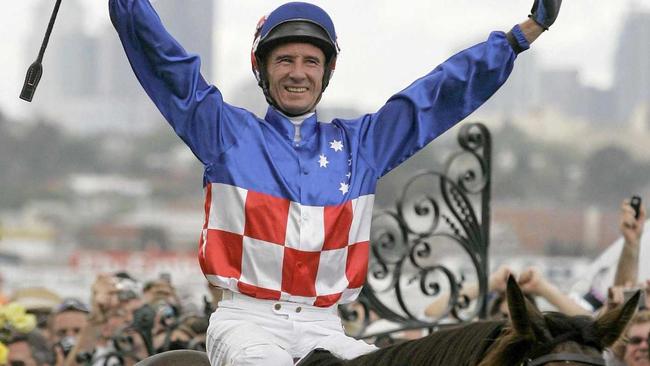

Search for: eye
xmin=305 ymin=58 xmax=321 ymax=66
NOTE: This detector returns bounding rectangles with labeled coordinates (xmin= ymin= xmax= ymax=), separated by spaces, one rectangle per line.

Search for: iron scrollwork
xmin=340 ymin=122 xmax=492 ymax=341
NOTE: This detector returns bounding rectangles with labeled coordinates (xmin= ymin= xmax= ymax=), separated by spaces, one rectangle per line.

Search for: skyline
xmin=1 ymin=0 xmax=649 ymax=120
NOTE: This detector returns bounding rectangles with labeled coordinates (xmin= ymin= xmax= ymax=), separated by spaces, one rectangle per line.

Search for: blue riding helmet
xmin=251 ymin=2 xmax=340 ymax=112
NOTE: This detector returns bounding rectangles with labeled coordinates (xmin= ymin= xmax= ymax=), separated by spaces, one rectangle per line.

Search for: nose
xmin=288 ymin=61 xmax=308 ymax=81
xmin=636 ymin=338 xmax=650 ymax=352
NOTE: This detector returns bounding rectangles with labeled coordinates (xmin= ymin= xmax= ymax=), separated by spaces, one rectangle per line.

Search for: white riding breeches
xmin=206 ymin=291 xmax=377 ymax=366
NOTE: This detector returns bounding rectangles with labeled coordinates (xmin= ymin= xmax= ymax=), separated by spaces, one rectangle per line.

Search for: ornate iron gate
xmin=340 ymin=122 xmax=492 ymax=342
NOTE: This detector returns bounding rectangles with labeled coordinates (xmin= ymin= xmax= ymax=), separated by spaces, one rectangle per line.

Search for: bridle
xmin=523 ymin=352 xmax=605 ymax=366
xmin=520 ymin=331 xmax=606 ymax=366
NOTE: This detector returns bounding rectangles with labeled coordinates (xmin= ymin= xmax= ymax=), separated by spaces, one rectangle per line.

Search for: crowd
xmin=1 ymin=202 xmax=648 ymax=366
xmin=425 ymin=198 xmax=649 ymax=366
xmin=0 ymin=272 xmax=217 ymax=365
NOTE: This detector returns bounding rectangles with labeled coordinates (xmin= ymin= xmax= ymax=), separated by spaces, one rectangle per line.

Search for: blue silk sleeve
xmin=358 ymin=31 xmax=517 ymax=177
xmin=109 ymin=0 xmax=241 ymax=164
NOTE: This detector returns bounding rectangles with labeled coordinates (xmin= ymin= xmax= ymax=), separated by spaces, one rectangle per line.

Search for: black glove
xmin=529 ymin=0 xmax=562 ymax=30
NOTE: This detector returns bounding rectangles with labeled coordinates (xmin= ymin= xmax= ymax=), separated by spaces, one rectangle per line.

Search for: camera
xmin=56 ymin=336 xmax=76 ymax=357
xmin=114 ymin=276 xmax=139 ymax=301
xmin=630 ymin=195 xmax=642 ymax=219
xmin=158 ymin=303 xmax=177 ymax=327
xmin=623 ymin=288 xmax=647 ymax=309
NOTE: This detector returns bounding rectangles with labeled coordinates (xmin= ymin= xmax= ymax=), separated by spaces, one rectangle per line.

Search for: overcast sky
xmin=1 ymin=0 xmax=649 ymax=119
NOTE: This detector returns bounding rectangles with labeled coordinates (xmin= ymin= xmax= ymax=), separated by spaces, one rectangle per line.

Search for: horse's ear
xmin=506 ymin=275 xmax=544 ymax=338
xmin=593 ymin=291 xmax=640 ymax=348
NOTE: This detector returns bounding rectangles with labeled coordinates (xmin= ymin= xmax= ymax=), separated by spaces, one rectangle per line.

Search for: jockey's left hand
xmin=529 ymin=0 xmax=562 ymax=30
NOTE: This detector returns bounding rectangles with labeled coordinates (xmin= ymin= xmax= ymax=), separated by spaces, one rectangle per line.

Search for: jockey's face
xmin=266 ymin=42 xmax=325 ymax=116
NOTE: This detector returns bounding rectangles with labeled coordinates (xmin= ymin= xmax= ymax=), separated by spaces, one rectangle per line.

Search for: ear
xmin=593 ymin=291 xmax=640 ymax=348
xmin=506 ymin=275 xmax=544 ymax=337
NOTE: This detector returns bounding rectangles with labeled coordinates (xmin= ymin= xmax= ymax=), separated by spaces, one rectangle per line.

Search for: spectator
xmin=608 ymin=310 xmax=650 ymax=366
xmin=424 ymin=265 xmax=513 ymax=319
xmin=64 ymin=273 xmax=146 ymax=366
xmin=5 ymin=331 xmax=54 ymax=366
xmin=581 ymin=198 xmax=647 ymax=313
xmin=10 ymin=288 xmax=61 ymax=341
xmin=614 ymin=199 xmax=646 ymax=289
xmin=517 ymin=267 xmax=590 ymax=316
xmin=424 ymin=265 xmax=589 ymax=320
xmin=48 ymin=298 xmax=89 ymax=363
xmin=142 ymin=277 xmax=182 ymax=354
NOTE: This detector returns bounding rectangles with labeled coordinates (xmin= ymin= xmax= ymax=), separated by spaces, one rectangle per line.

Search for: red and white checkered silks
xmin=199 ymin=183 xmax=374 ymax=307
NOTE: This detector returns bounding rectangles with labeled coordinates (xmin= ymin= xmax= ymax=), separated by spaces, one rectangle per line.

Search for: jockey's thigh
xmin=207 ymin=309 xmax=294 ymax=366
xmin=294 ymin=315 xmax=378 ymax=360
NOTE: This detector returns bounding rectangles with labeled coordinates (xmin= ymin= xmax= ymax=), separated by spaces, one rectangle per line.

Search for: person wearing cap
xmin=109 ymin=1 xmax=562 ymax=364
xmin=10 ymin=287 xmax=62 ymax=342
xmin=48 ymin=298 xmax=89 ymax=362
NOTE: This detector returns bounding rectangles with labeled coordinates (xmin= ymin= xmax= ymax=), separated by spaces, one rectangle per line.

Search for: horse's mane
xmin=301 ymin=310 xmax=621 ymax=366
xmin=346 ymin=320 xmax=506 ymax=366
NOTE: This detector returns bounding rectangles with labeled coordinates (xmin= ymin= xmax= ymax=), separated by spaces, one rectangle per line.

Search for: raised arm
xmin=424 ymin=266 xmax=513 ymax=319
xmin=356 ymin=28 xmax=522 ymax=177
xmin=518 ymin=267 xmax=590 ymax=316
xmin=613 ymin=199 xmax=646 ymax=286
xmin=109 ymin=0 xmax=239 ymax=164
xmin=354 ymin=0 xmax=559 ymax=177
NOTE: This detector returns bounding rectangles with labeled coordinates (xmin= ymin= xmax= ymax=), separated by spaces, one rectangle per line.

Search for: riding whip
xmin=20 ymin=0 xmax=63 ymax=102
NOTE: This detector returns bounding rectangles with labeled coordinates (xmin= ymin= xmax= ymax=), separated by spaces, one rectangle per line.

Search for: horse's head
xmin=480 ymin=275 xmax=640 ymax=366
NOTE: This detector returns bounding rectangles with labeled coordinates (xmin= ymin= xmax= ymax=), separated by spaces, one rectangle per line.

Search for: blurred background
xmin=1 ymin=0 xmax=649 ymax=306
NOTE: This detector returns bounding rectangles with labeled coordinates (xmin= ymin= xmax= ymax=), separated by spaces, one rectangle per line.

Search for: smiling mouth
xmin=285 ymin=86 xmax=308 ymax=93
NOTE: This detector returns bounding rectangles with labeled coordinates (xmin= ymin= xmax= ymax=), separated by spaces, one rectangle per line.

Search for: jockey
xmin=109 ymin=1 xmax=561 ymax=365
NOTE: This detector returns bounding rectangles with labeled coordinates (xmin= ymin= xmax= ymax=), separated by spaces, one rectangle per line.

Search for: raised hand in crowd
xmin=488 ymin=265 xmax=513 ymax=294
xmin=605 ymin=285 xmax=631 ymax=315
xmin=63 ymin=272 xmax=145 ymax=366
xmin=423 ymin=265 xmax=514 ymax=319
xmin=605 ymin=280 xmax=650 ymax=315
xmin=517 ymin=267 xmax=590 ymax=316
xmin=614 ymin=198 xmax=646 ymax=288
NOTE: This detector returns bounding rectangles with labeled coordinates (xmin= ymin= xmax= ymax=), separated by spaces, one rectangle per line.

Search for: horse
xmin=298 ymin=276 xmax=640 ymax=366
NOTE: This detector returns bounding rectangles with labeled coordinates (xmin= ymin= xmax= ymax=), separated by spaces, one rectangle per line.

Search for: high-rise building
xmin=539 ymin=69 xmax=585 ymax=117
xmin=613 ymin=9 xmax=650 ymax=123
xmin=154 ymin=0 xmax=215 ymax=81
xmin=481 ymin=51 xmax=542 ymax=115
xmin=27 ymin=0 xmax=216 ymax=135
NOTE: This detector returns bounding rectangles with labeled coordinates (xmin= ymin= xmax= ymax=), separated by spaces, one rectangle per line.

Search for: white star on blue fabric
xmin=330 ymin=140 xmax=344 ymax=152
xmin=318 ymin=154 xmax=329 ymax=168
xmin=346 ymin=172 xmax=352 ymax=179
xmin=339 ymin=182 xmax=349 ymax=195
